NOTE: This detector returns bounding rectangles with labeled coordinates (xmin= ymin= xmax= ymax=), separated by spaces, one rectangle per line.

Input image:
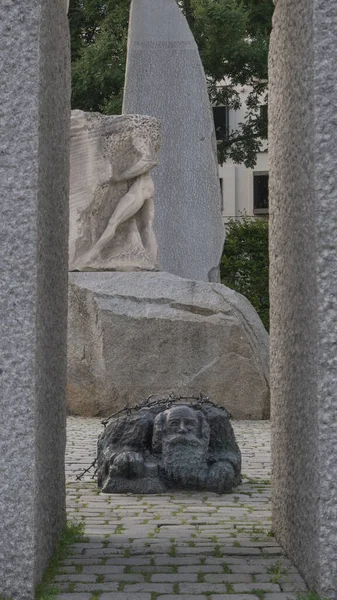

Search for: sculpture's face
xmin=165 ymin=406 xmax=199 ymax=441
xmin=158 ymin=405 xmax=208 ymax=485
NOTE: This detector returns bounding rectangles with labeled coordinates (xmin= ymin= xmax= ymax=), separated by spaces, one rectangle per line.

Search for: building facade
xmin=214 ymin=86 xmax=269 ymax=224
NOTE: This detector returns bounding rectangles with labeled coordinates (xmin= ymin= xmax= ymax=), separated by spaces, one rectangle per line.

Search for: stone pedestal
xmin=269 ymin=0 xmax=337 ymax=596
xmin=0 ymin=1 xmax=70 ymax=598
xmin=123 ymin=0 xmax=224 ymax=282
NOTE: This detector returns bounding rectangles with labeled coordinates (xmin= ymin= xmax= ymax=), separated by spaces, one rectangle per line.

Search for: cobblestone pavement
xmin=54 ymin=418 xmax=307 ymax=600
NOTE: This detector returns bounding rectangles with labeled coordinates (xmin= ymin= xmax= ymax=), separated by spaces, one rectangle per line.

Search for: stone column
xmin=269 ymin=0 xmax=337 ymax=596
xmin=0 ymin=1 xmax=70 ymax=598
xmin=123 ymin=0 xmax=224 ymax=282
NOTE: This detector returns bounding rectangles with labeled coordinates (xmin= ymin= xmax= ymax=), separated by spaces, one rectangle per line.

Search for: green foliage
xmin=183 ymin=0 xmax=273 ymax=167
xmin=69 ymin=0 xmax=130 ymax=114
xmin=69 ymin=0 xmax=273 ymax=167
xmin=35 ymin=520 xmax=85 ymax=600
xmin=221 ymin=217 xmax=269 ymax=331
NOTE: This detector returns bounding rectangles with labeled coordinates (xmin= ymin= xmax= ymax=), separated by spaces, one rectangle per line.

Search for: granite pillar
xmin=0 ymin=1 xmax=71 ymax=598
xmin=269 ymin=0 xmax=337 ymax=596
xmin=123 ymin=0 xmax=224 ymax=282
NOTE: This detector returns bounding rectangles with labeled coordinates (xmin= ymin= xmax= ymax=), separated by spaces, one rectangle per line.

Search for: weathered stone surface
xmin=69 ymin=110 xmax=161 ymax=272
xmin=0 ymin=0 xmax=70 ymax=598
xmin=97 ymin=400 xmax=241 ymax=494
xmin=67 ymin=272 xmax=269 ymax=419
xmin=123 ymin=0 xmax=224 ymax=282
xmin=269 ymin=0 xmax=337 ymax=597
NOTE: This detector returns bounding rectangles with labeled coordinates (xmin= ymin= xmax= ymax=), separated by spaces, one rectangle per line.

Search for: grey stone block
xmin=67 ymin=272 xmax=269 ymax=419
xmin=264 ymin=596 xmax=297 ymax=600
xmin=209 ymin=597 xmax=263 ymax=600
xmin=54 ymin=575 xmax=97 ymax=583
xmin=82 ymin=565 xmax=128 ymax=574
xmin=100 ymin=595 xmax=151 ymax=600
xmin=157 ymin=597 xmax=208 ymax=600
xmin=233 ymin=583 xmax=280 ymax=593
xmin=55 ymin=596 xmax=93 ymax=600
xmin=204 ymin=574 xmax=252 ymax=583
xmin=269 ymin=0 xmax=337 ymax=597
xmin=178 ymin=566 xmax=223 ymax=573
xmin=68 ymin=583 xmax=118 ymax=592
xmin=208 ymin=597 xmax=260 ymax=600
xmin=151 ymin=574 xmax=198 ymax=582
xmin=123 ymin=584 xmax=174 ymax=593
xmin=0 ymin=0 xmax=70 ymax=599
xmin=123 ymin=0 xmax=224 ymax=282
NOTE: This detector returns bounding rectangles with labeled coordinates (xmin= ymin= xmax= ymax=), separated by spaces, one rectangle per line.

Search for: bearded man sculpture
xmin=97 ymin=400 xmax=241 ymax=494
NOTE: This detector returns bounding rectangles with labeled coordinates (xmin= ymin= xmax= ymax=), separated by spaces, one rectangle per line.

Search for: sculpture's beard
xmin=161 ymin=435 xmax=207 ymax=488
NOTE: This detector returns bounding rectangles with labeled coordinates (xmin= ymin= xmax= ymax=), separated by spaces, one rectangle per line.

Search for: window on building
xmin=259 ymin=104 xmax=268 ymax=121
xmin=253 ymin=173 xmax=269 ymax=213
xmin=213 ymin=106 xmax=229 ymax=141
xmin=259 ymin=104 xmax=268 ymax=138
xmin=219 ymin=177 xmax=224 ymax=211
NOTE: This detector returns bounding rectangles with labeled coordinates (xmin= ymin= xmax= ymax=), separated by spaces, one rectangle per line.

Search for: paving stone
xmin=156 ymin=557 xmax=204 ymax=565
xmin=262 ymin=547 xmax=284 ymax=554
xmin=132 ymin=566 xmax=173 ymax=573
xmin=220 ymin=547 xmax=262 ymax=555
xmin=204 ymin=557 xmax=251 ymax=565
xmin=151 ymin=574 xmax=198 ymax=582
xmin=55 ymin=595 xmax=92 ymax=600
xmin=209 ymin=596 xmax=261 ymax=600
xmin=281 ymin=582 xmax=307 ymax=592
xmin=204 ymin=574 xmax=252 ymax=583
xmin=230 ymin=565 xmax=269 ymax=574
xmin=178 ymin=566 xmax=223 ymax=573
xmin=82 ymin=565 xmax=129 ymax=574
xmin=106 ymin=558 xmax=152 ymax=565
xmin=264 ymin=596 xmax=297 ymax=600
xmin=233 ymin=583 xmax=281 ymax=593
xmin=122 ymin=583 xmax=174 ymax=592
xmin=157 ymin=596 xmax=208 ymax=600
xmin=179 ymin=584 xmax=231 ymax=593
xmin=54 ymin=574 xmax=97 ymax=582
xmin=106 ymin=573 xmax=146 ymax=583
xmin=65 ymin=583 xmax=119 ymax=592
xmin=100 ymin=595 xmax=151 ymax=600
xmin=63 ymin=559 xmax=124 ymax=566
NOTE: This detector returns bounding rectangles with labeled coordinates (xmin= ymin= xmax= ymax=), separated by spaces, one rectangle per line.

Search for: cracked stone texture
xmin=269 ymin=0 xmax=337 ymax=596
xmin=50 ymin=418 xmax=307 ymax=600
xmin=67 ymin=272 xmax=269 ymax=418
xmin=123 ymin=0 xmax=224 ymax=282
xmin=0 ymin=0 xmax=70 ymax=598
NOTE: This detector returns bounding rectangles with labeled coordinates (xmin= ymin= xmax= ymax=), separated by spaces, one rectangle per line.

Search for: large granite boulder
xmin=67 ymin=272 xmax=269 ymax=419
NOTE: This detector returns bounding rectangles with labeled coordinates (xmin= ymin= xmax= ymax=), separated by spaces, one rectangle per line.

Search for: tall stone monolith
xmin=0 ymin=1 xmax=70 ymax=598
xmin=269 ymin=0 xmax=337 ymax=596
xmin=123 ymin=0 xmax=224 ymax=282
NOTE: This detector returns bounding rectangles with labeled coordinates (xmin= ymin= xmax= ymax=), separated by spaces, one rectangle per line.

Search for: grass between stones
xmin=34 ymin=520 xmax=85 ymax=600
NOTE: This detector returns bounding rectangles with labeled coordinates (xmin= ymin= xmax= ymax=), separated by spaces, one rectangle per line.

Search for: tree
xmin=69 ymin=0 xmax=129 ymax=114
xmin=69 ymin=0 xmax=273 ymax=167
xmin=220 ymin=217 xmax=269 ymax=331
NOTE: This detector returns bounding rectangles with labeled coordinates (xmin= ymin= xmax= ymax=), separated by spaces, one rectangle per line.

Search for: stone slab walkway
xmin=54 ymin=418 xmax=307 ymax=600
